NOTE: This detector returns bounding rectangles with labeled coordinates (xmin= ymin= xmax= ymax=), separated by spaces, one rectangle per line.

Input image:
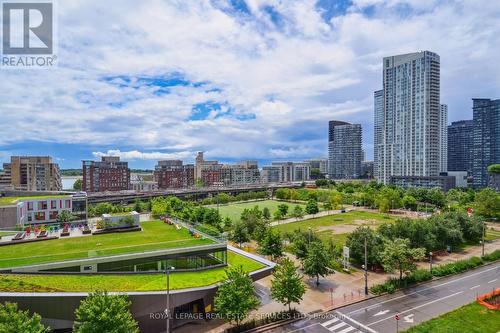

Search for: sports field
xmin=0 ymin=251 xmax=265 ymax=292
xmin=213 ymin=199 xmax=309 ymax=221
xmin=0 ymin=221 xmax=213 ymax=269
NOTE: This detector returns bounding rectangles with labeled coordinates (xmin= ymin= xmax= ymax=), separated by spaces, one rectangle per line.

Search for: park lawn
xmin=404 ymin=302 xmax=500 ymax=333
xmin=485 ymin=229 xmax=500 ymax=241
xmin=0 ymin=221 xmax=214 ymax=269
xmin=214 ymin=200 xmax=310 ymax=221
xmin=0 ymin=251 xmax=265 ymax=292
xmin=272 ymin=211 xmax=395 ymax=234
xmin=317 ymin=231 xmax=349 ymax=247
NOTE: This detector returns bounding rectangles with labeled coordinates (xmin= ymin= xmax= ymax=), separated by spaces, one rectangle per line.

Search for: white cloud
xmin=93 ymin=150 xmax=193 ymax=161
xmin=1 ymin=0 xmax=500 ymax=164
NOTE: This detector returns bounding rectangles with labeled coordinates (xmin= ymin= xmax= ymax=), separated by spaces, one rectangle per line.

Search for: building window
xmin=27 ymin=214 xmax=32 ymax=222
xmin=38 ymin=201 xmax=47 ymax=210
xmin=65 ymin=200 xmax=71 ymax=209
xmin=49 ymin=211 xmax=58 ymax=220
xmin=27 ymin=202 xmax=33 ymax=211
xmin=51 ymin=200 xmax=57 ymax=209
xmin=35 ymin=212 xmax=45 ymax=221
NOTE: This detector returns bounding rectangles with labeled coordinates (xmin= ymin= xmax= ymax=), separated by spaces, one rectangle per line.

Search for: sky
xmin=1 ymin=0 xmax=500 ymax=169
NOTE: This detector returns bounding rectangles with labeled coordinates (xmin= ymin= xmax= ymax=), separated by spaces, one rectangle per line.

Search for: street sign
xmin=395 ymin=314 xmax=400 ymax=321
xmin=343 ymin=246 xmax=350 ymax=258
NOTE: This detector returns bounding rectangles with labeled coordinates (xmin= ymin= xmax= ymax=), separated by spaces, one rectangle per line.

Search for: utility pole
xmin=364 ymin=237 xmax=368 ymax=295
xmin=308 ymin=227 xmax=312 ymax=244
xmin=429 ymin=252 xmax=433 ymax=273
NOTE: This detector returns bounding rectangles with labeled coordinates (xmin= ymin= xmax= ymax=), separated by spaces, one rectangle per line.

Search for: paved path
xmin=269 ymin=261 xmax=500 ymax=333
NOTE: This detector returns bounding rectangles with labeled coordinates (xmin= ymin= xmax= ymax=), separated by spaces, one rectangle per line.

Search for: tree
xmin=214 ymin=266 xmax=259 ymax=327
xmin=262 ymin=207 xmax=271 ymax=221
xmin=270 ymin=258 xmax=306 ymax=311
xmin=223 ymin=216 xmax=233 ymax=229
xmin=292 ymin=205 xmax=304 ymax=219
xmin=73 ymin=291 xmax=138 ymax=333
xmin=305 ymin=199 xmax=319 ymax=215
xmin=345 ymin=226 xmax=383 ymax=266
xmin=475 ymin=188 xmax=500 ymax=218
xmin=277 ymin=203 xmax=289 ymax=217
xmin=259 ymin=228 xmax=283 ymax=259
xmin=322 ymin=201 xmax=333 ymax=212
xmin=240 ymin=206 xmax=263 ymax=235
xmin=73 ymin=178 xmax=83 ymax=191
xmin=0 ymin=302 xmax=50 ymax=333
xmin=379 ymin=238 xmax=425 ymax=280
xmin=303 ymin=241 xmax=332 ymax=286
xmin=402 ymin=195 xmax=417 ymax=210
xmin=231 ymin=221 xmax=250 ymax=247
xmin=133 ymin=199 xmax=142 ymax=213
xmin=57 ymin=210 xmax=74 ymax=223
xmin=273 ymin=209 xmax=284 ymax=220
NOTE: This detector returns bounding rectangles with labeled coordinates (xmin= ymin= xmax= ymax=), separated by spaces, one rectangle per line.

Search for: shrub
xmin=432 ymin=257 xmax=483 ymax=277
xmin=370 ymin=269 xmax=432 ymax=295
xmin=483 ymin=249 xmax=500 ymax=262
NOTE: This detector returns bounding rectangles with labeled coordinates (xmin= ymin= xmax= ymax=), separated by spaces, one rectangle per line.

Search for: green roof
xmin=0 ymin=195 xmax=71 ymax=206
xmin=488 ymin=164 xmax=500 ymax=174
xmin=0 ymin=220 xmax=214 ymax=268
xmin=0 ymin=251 xmax=266 ymax=292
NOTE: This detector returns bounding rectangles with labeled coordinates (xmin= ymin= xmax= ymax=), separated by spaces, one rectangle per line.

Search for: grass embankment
xmin=404 ymin=302 xmax=500 ymax=333
xmin=214 ymin=200 xmax=310 ymax=221
xmin=0 ymin=251 xmax=265 ymax=292
xmin=0 ymin=221 xmax=214 ymax=268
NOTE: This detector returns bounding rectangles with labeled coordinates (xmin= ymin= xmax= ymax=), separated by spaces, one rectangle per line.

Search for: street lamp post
xmin=166 ymin=266 xmax=175 ymax=333
xmin=429 ymin=252 xmax=433 ymax=274
xmin=308 ymin=227 xmax=312 ymax=244
xmin=364 ymin=237 xmax=368 ymax=295
xmin=481 ymin=220 xmax=485 ymax=257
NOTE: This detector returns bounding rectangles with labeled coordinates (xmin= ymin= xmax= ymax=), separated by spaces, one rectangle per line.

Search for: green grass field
xmin=272 ymin=211 xmax=395 ymax=233
xmin=404 ymin=302 xmax=500 ymax=333
xmin=0 ymin=221 xmax=214 ymax=268
xmin=485 ymin=228 xmax=500 ymax=241
xmin=213 ymin=200 xmax=309 ymax=221
xmin=0 ymin=251 xmax=265 ymax=292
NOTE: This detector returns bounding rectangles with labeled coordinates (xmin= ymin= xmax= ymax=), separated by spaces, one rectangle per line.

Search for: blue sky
xmin=1 ymin=0 xmax=500 ymax=169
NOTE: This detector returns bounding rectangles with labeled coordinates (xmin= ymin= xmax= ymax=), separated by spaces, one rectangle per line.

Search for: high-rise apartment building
xmin=472 ymin=98 xmax=500 ymax=188
xmin=154 ymin=160 xmax=195 ymax=189
xmin=328 ymin=121 xmax=362 ymax=179
xmin=0 ymin=156 xmax=62 ymax=191
xmin=82 ymin=156 xmax=130 ymax=192
xmin=447 ymin=120 xmax=474 ymax=173
xmin=305 ymin=158 xmax=328 ymax=177
xmin=220 ymin=161 xmax=260 ymax=186
xmin=375 ymin=51 xmax=441 ymax=184
xmin=439 ymin=104 xmax=448 ymax=173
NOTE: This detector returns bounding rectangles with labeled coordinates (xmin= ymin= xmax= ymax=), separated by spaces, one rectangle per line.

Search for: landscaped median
xmin=370 ymin=250 xmax=500 ymax=295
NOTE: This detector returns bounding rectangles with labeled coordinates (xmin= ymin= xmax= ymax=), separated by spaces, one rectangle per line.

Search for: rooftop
xmin=0 ymin=220 xmax=214 ymax=269
xmin=0 ymin=195 xmax=72 ymax=206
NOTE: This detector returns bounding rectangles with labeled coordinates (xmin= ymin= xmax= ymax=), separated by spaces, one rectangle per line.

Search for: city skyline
xmin=2 ymin=1 xmax=500 ymax=169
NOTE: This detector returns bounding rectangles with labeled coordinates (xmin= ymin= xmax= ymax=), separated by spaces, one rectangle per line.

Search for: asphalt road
xmin=269 ymin=261 xmax=500 ymax=333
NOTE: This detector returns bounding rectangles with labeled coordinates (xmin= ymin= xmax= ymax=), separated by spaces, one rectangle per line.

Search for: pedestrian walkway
xmin=321 ymin=317 xmax=361 ymax=333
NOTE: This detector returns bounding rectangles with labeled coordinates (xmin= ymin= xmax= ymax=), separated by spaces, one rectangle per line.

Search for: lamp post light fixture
xmin=166 ymin=266 xmax=175 ymax=333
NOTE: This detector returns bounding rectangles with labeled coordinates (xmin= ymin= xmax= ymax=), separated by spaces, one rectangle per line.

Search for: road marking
xmin=330 ymin=322 xmax=348 ymax=331
xmin=337 ymin=327 xmax=356 ymax=333
xmin=470 ymin=285 xmax=481 ymax=290
xmin=323 ymin=317 xmax=340 ymax=326
xmin=335 ymin=311 xmax=378 ymax=333
xmin=367 ymin=291 xmax=464 ymax=326
xmin=403 ymin=314 xmax=414 ymax=323
xmin=347 ymin=264 xmax=499 ymax=316
xmin=373 ymin=310 xmax=390 ymax=316
xmin=488 ymin=279 xmax=497 ymax=284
